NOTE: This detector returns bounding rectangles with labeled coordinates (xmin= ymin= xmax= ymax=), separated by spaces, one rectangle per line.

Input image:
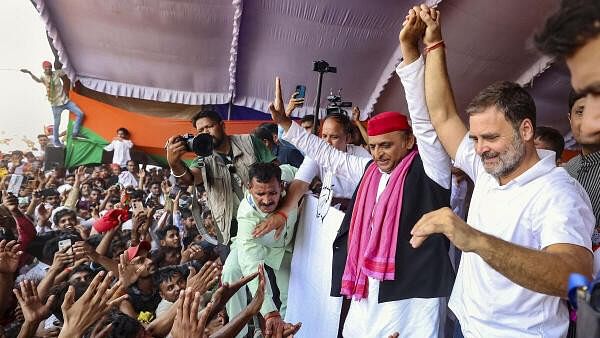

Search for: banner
xmin=285 ymin=195 xmax=344 ymax=338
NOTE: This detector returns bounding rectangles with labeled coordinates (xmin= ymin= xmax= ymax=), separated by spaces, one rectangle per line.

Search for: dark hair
xmin=53 ymin=208 xmax=77 ymax=225
xmin=254 ymin=123 xmax=278 ymax=143
xmin=535 ymin=0 xmax=600 ymax=58
xmin=248 ymin=162 xmax=282 ymax=184
xmin=466 ymin=81 xmax=536 ymax=130
xmin=300 ymin=114 xmax=319 ymax=127
xmin=323 ymin=112 xmax=353 ymax=135
xmin=117 ymin=127 xmax=130 ymax=137
xmin=183 ymin=230 xmax=200 ymax=248
xmin=156 ymin=225 xmax=180 ymax=241
xmin=568 ymin=88 xmax=586 ymax=112
xmin=535 ymin=126 xmax=565 ymax=159
xmin=202 ymin=209 xmax=212 ymax=219
xmin=49 ymin=281 xmax=89 ymax=322
xmin=191 ymin=109 xmax=223 ymax=128
xmin=41 ymin=188 xmax=59 ymax=197
xmin=152 ymin=246 xmax=182 ymax=268
xmin=154 ymin=265 xmax=184 ymax=286
xmin=37 ymin=134 xmax=48 ymax=139
xmin=69 ymin=263 xmax=94 ymax=279
xmin=103 ymin=310 xmax=145 ymax=338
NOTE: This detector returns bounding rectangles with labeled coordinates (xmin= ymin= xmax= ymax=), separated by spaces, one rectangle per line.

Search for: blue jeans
xmin=51 ymin=100 xmax=85 ymax=144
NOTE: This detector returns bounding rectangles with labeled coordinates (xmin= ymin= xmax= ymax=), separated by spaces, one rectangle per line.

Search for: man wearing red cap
xmin=265 ymin=10 xmax=454 ymax=337
xmin=21 ymin=61 xmax=85 ymax=147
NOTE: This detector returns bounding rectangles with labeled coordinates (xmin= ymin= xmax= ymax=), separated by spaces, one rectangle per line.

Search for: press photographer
xmin=165 ymin=109 xmax=276 ymax=244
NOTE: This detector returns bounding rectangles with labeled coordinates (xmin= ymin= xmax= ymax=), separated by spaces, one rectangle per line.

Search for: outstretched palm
xmin=0 ymin=240 xmax=21 ymax=274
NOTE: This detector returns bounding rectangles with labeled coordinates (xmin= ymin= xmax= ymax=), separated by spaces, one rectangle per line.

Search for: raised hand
xmin=13 ymin=280 xmax=56 ymax=324
xmin=72 ymin=241 xmax=98 ymax=262
xmin=400 ymin=6 xmax=426 ymax=44
xmin=170 ymin=289 xmax=213 ymax=338
xmin=0 ymin=240 xmax=22 ymax=274
xmin=161 ymin=179 xmax=171 ymax=195
xmin=206 ymin=269 xmax=260 ymax=322
xmin=118 ymin=252 xmax=148 ymax=289
xmin=74 ymin=166 xmax=86 ymax=184
xmin=181 ymin=244 xmax=204 ymax=264
xmin=285 ymin=92 xmax=305 ymax=117
xmin=186 ymin=261 xmax=221 ymax=295
xmin=2 ymin=193 xmax=18 ymax=214
xmin=58 ymin=271 xmax=127 ymax=338
xmin=419 ymin=4 xmax=442 ymax=46
xmin=50 ymin=246 xmax=75 ymax=273
xmin=20 ymin=69 xmax=31 ymax=74
xmin=352 ymin=106 xmax=361 ymax=123
xmin=252 ymin=212 xmax=286 ymax=239
xmin=269 ymin=77 xmax=293 ymax=130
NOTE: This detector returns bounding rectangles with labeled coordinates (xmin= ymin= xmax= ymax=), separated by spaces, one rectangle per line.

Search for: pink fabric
xmin=341 ymin=149 xmax=418 ymax=300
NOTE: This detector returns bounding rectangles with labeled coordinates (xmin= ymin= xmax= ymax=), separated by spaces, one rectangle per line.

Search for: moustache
xmin=259 ymin=202 xmax=275 ymax=208
xmin=481 ymin=151 xmax=499 ymax=160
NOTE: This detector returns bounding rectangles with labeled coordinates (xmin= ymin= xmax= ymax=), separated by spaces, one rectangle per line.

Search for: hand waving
xmin=58 ymin=271 xmax=127 ymax=337
xmin=13 ymin=280 xmax=56 ymax=324
xmin=0 ymin=240 xmax=22 ymax=274
xmin=170 ymin=289 xmax=213 ymax=338
xmin=269 ymin=77 xmax=293 ymax=130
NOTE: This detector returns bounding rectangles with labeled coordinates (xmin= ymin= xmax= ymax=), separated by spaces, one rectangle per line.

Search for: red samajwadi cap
xmin=42 ymin=61 xmax=52 ymax=68
xmin=367 ymin=111 xmax=411 ymax=136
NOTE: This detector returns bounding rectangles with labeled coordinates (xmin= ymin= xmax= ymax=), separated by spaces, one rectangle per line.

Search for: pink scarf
xmin=340 ymin=149 xmax=418 ymax=300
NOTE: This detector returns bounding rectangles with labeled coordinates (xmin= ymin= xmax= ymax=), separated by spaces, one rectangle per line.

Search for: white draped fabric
xmin=34 ymin=0 xmax=570 ymax=132
xmin=285 ymin=195 xmax=344 ymax=338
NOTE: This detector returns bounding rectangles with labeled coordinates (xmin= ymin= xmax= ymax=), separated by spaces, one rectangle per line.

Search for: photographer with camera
xmin=166 ymin=110 xmax=276 ymax=245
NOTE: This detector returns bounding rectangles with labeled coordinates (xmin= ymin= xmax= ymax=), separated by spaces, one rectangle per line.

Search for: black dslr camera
xmin=175 ymin=133 xmax=214 ymax=157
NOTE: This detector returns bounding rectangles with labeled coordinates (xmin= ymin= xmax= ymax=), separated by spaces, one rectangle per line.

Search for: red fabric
xmin=42 ymin=61 xmax=52 ymax=68
xmin=341 ymin=149 xmax=419 ymax=300
xmin=14 ymin=214 xmax=36 ymax=250
xmin=367 ymin=111 xmax=410 ymax=136
xmin=93 ymin=209 xmax=129 ymax=233
xmin=127 ymin=240 xmax=151 ymax=261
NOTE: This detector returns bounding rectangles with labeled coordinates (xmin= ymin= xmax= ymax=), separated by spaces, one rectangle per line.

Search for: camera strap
xmin=192 ymin=164 xmax=224 ymax=243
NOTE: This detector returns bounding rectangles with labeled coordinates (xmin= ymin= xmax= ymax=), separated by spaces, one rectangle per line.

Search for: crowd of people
xmin=0 ymin=1 xmax=599 ymax=337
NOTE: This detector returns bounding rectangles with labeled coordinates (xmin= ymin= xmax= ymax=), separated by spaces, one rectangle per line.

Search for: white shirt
xmin=449 ymin=134 xmax=595 ymax=338
xmin=295 ymin=144 xmax=371 ymax=199
xmin=118 ymin=171 xmax=138 ymax=188
xmin=283 ymin=55 xmax=451 ymax=338
xmin=104 ymin=139 xmax=133 ymax=167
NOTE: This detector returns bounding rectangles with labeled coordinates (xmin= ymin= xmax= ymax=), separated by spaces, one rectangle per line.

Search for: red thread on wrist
xmin=264 ymin=312 xmax=281 ymax=321
xmin=425 ymin=40 xmax=445 ymax=54
xmin=275 ymin=210 xmax=288 ymax=222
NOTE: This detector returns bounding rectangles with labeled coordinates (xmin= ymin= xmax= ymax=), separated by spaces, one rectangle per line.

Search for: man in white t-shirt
xmin=104 ymin=127 xmax=134 ymax=168
xmin=408 ymin=6 xmax=595 ymax=337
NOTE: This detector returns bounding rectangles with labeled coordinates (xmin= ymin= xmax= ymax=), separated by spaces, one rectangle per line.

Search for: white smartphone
xmin=57 ymin=239 xmax=73 ymax=255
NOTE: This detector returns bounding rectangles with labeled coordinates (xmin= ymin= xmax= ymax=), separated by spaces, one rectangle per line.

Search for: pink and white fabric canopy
xmin=34 ymin=0 xmax=569 ymax=132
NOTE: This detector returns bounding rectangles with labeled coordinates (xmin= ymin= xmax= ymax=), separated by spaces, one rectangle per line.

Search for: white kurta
xmin=282 ymin=55 xmax=451 ymax=338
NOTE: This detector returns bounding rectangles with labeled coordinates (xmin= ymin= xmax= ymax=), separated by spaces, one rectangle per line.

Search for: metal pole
xmin=313 ymin=71 xmax=324 ymax=135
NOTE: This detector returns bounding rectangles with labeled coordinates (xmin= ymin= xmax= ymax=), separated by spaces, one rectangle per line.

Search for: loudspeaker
xmin=44 ymin=146 xmax=65 ymax=171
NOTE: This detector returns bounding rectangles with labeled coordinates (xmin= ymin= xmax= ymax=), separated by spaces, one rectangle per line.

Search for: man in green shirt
xmin=166 ymin=109 xmax=276 ymax=244
xmin=222 ymin=162 xmax=298 ymax=338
